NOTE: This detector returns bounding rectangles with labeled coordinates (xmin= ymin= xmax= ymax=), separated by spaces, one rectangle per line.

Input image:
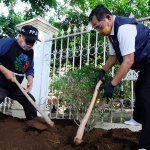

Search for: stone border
xmin=95 ymin=122 xmax=142 ymax=132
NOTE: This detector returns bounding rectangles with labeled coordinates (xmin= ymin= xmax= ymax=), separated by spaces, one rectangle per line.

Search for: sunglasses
xmin=22 ymin=35 xmax=36 ymax=45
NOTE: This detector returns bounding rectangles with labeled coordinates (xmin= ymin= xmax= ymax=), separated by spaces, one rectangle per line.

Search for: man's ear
xmin=105 ymin=14 xmax=112 ymax=20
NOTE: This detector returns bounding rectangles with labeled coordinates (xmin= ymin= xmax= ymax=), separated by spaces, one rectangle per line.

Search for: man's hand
xmin=100 ymin=82 xmax=115 ymax=97
xmin=26 ymin=75 xmax=33 ymax=92
xmin=96 ymin=69 xmax=106 ymax=83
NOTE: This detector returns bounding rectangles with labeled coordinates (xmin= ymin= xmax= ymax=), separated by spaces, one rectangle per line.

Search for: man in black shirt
xmin=0 ymin=25 xmax=41 ymax=120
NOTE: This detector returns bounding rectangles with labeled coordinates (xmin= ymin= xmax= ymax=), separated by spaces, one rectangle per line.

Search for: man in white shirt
xmin=89 ymin=4 xmax=150 ymax=150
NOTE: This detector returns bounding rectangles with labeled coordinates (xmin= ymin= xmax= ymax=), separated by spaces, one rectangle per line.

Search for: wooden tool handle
xmin=74 ymin=80 xmax=103 ymax=145
xmin=14 ymin=78 xmax=54 ymax=127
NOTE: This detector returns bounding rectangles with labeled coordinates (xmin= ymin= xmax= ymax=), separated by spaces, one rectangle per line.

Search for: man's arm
xmin=102 ymin=55 xmax=117 ymax=72
xmin=110 ymin=24 xmax=136 ymax=86
xmin=0 ymin=38 xmax=16 ymax=66
xmin=26 ymin=60 xmax=34 ymax=77
xmin=26 ymin=75 xmax=33 ymax=92
xmin=25 ymin=60 xmax=34 ymax=92
xmin=96 ymin=55 xmax=117 ymax=83
xmin=111 ymin=52 xmax=134 ymax=86
xmin=100 ymin=24 xmax=136 ymax=97
xmin=0 ymin=65 xmax=15 ymax=82
xmin=0 ymin=38 xmax=15 ymax=57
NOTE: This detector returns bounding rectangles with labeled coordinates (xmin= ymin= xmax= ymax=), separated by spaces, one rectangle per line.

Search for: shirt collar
xmin=110 ymin=15 xmax=116 ymax=35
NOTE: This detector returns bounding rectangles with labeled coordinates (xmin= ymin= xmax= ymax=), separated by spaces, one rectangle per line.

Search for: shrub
xmin=51 ymin=65 xmax=131 ymax=130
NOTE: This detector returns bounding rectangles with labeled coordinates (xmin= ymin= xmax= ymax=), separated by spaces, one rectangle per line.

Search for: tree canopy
xmin=1 ymin=0 xmax=58 ymax=16
xmin=48 ymin=0 xmax=150 ymax=31
xmin=0 ymin=0 xmax=150 ymax=37
xmin=0 ymin=9 xmax=24 ymax=38
xmin=64 ymin=0 xmax=150 ymax=18
xmin=1 ymin=0 xmax=150 ymax=19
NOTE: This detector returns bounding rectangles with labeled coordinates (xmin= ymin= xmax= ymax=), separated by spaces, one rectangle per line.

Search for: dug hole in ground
xmin=0 ymin=107 xmax=142 ymax=150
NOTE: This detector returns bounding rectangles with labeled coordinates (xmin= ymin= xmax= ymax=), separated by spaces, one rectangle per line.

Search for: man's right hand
xmin=96 ymin=69 xmax=106 ymax=83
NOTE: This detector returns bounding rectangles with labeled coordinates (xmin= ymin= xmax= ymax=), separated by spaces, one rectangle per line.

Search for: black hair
xmin=88 ymin=4 xmax=112 ymax=22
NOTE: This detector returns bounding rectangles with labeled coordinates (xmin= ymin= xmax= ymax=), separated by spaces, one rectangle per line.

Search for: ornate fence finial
xmin=80 ymin=24 xmax=84 ymax=32
xmin=54 ymin=31 xmax=58 ymax=37
xmin=61 ymin=29 xmax=64 ymax=36
xmin=67 ymin=26 xmax=71 ymax=34
xmin=86 ymin=23 xmax=92 ymax=31
xmin=129 ymin=12 xmax=134 ymax=18
xmin=73 ymin=25 xmax=77 ymax=33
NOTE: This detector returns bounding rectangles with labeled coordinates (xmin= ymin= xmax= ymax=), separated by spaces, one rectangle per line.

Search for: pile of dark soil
xmin=0 ymin=112 xmax=140 ymax=150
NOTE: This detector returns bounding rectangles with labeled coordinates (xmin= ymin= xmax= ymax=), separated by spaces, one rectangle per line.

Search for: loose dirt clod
xmin=25 ymin=117 xmax=49 ymax=130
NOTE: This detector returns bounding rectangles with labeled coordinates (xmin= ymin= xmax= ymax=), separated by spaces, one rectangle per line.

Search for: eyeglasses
xmin=21 ymin=35 xmax=36 ymax=45
xmin=94 ymin=24 xmax=102 ymax=32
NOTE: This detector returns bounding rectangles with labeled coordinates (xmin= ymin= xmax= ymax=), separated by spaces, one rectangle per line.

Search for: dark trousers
xmin=0 ymin=87 xmax=37 ymax=120
xmin=133 ymin=66 xmax=150 ymax=149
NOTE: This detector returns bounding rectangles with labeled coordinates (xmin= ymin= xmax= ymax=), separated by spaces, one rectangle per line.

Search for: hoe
xmin=14 ymin=77 xmax=54 ymax=127
xmin=74 ymin=80 xmax=102 ymax=145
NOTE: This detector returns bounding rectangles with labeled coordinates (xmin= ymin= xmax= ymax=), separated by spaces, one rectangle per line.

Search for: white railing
xmin=0 ymin=97 xmax=14 ymax=114
xmin=47 ymin=24 xmax=107 ymax=92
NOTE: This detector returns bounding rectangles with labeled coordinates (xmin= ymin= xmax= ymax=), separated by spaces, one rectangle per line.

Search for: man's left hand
xmin=26 ymin=75 xmax=33 ymax=92
xmin=25 ymin=80 xmax=33 ymax=92
xmin=100 ymin=82 xmax=115 ymax=97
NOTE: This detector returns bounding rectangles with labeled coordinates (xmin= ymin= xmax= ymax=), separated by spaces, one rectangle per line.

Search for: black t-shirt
xmin=0 ymin=39 xmax=33 ymax=89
